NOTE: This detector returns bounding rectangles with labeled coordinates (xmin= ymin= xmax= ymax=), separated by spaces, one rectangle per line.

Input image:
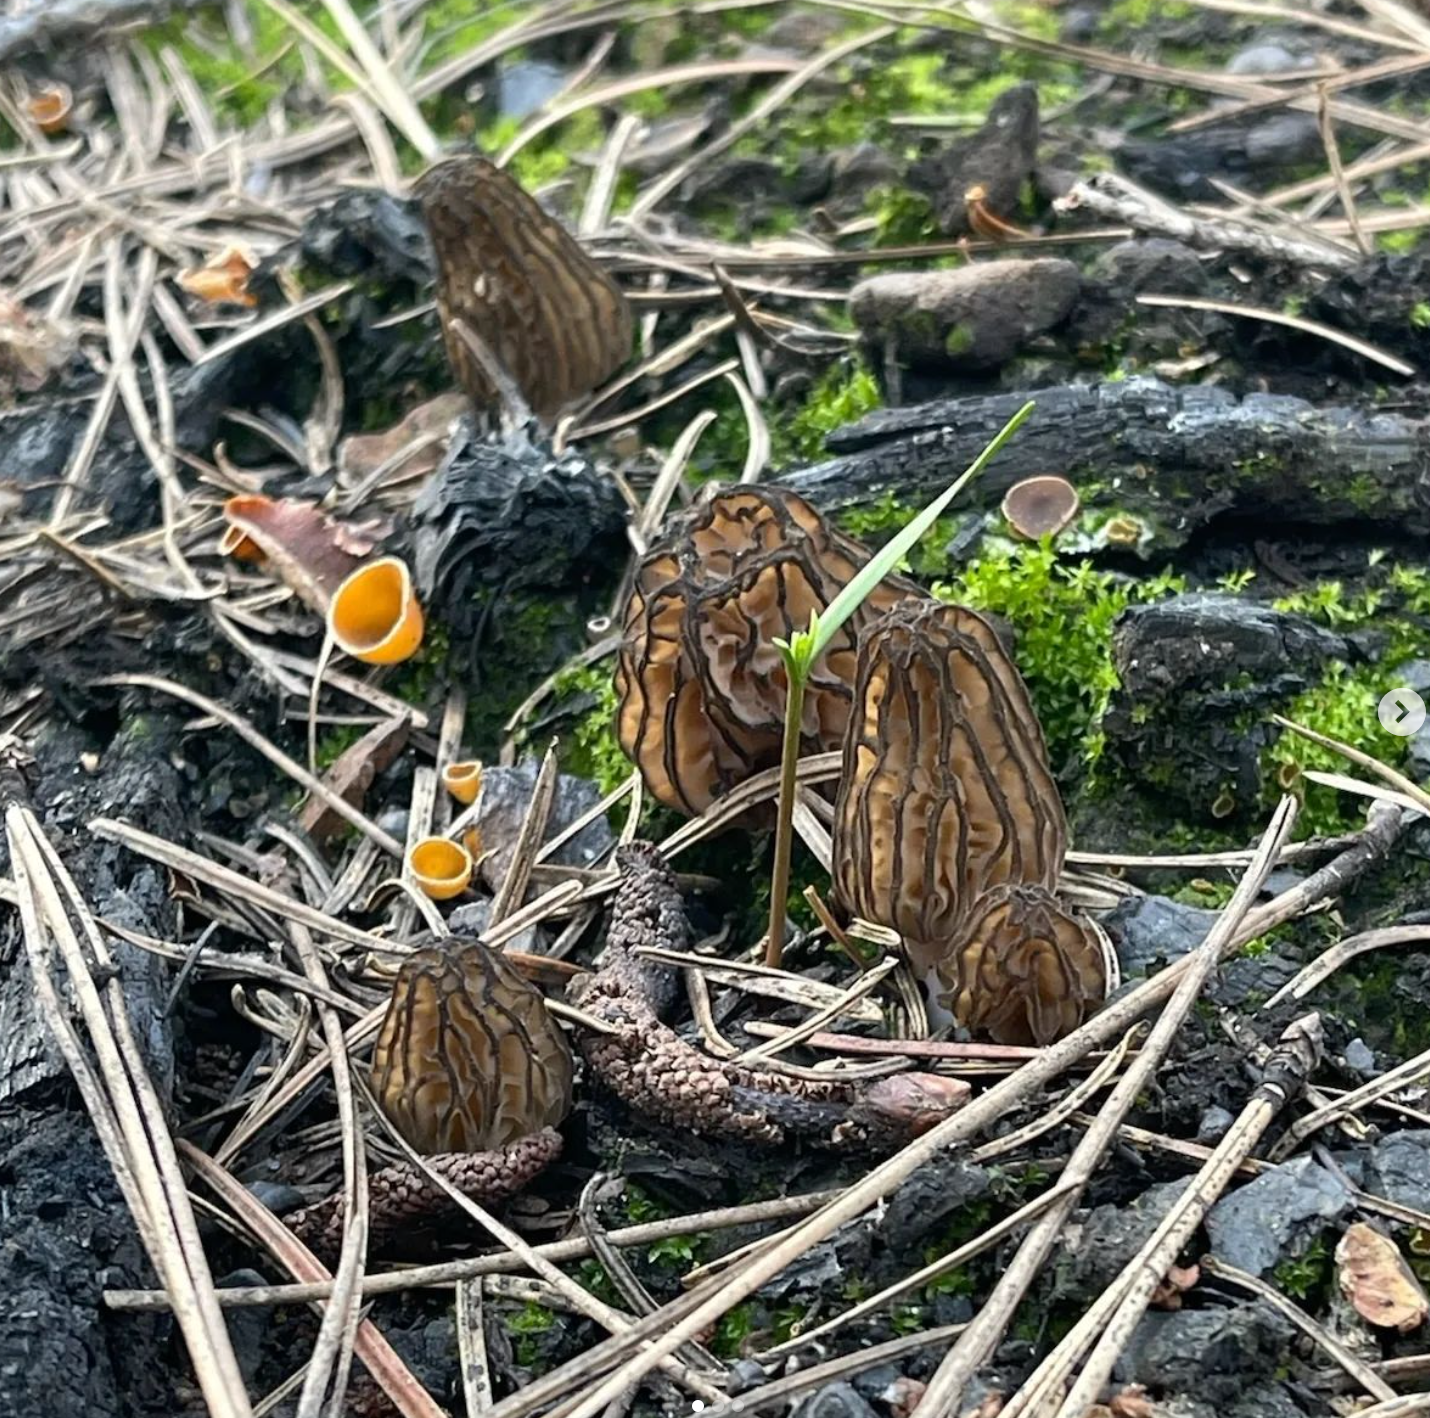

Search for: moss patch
xmin=932 ymin=543 xmax=1186 ymax=772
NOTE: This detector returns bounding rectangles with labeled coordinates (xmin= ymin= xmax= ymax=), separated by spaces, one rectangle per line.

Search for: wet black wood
xmin=780 ymin=376 xmax=1430 ymax=546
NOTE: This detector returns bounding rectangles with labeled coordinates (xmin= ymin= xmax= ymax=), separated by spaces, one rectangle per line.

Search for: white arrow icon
xmin=1379 ymin=688 xmax=1426 ymax=737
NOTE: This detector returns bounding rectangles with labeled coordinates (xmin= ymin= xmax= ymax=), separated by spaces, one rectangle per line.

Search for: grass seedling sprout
xmin=762 ymin=400 xmax=1036 ymax=969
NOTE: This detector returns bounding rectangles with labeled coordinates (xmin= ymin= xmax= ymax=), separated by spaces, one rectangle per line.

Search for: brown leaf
xmin=1336 ymin=1222 xmax=1429 ymax=1333
xmin=298 ymin=717 xmax=410 ymax=842
xmin=338 ymin=391 xmax=467 ymax=491
xmin=1109 ymin=1386 xmax=1156 ymax=1418
xmin=0 ymin=293 xmax=76 ymax=393
xmin=177 ymin=246 xmax=259 ymax=308
xmin=1150 ymin=1262 xmax=1199 ymax=1310
xmin=219 ymin=494 xmax=390 ymax=614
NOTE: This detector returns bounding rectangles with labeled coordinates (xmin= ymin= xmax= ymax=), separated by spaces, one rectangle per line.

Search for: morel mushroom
xmin=372 ymin=939 xmax=573 ymax=1152
xmin=833 ymin=598 xmax=1066 ymax=946
xmin=285 ymin=938 xmax=571 ymax=1257
xmin=939 ymin=883 xmax=1109 ymax=1047
xmin=832 ymin=598 xmax=1105 ymax=1044
xmin=615 ymin=486 xmax=918 ymax=814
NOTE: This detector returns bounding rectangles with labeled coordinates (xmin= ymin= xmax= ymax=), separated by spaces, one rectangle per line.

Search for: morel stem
xmin=765 ymin=663 xmax=807 ymax=969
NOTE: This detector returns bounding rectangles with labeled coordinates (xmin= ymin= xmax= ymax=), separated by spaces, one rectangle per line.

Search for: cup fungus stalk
xmin=762 ymin=400 xmax=1036 ymax=969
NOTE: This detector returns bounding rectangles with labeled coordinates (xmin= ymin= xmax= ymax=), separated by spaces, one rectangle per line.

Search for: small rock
xmin=246 ymin=1181 xmax=307 ymax=1215
xmin=1091 ymin=238 xmax=1208 ymax=296
xmin=1343 ymin=1038 xmax=1378 ymax=1077
xmin=1058 ymin=1180 xmax=1192 ymax=1300
xmin=1197 ymin=1105 xmax=1236 ymax=1145
xmin=474 ymin=760 xmax=615 ymax=893
xmin=1106 ymin=894 xmax=1219 ymax=978
xmin=216 ymin=1269 xmax=272 ymax=1383
xmin=496 ymin=60 xmax=566 ymax=121
xmin=1117 ymin=1300 xmax=1295 ymax=1401
xmin=447 ymin=898 xmax=543 ymax=955
xmin=908 ymin=83 xmax=1040 ymax=235
xmin=1114 ymin=595 xmax=1350 ymax=705
xmin=1227 ymin=41 xmax=1314 ymax=76
xmin=791 ymin=1382 xmax=879 ymax=1418
xmin=850 ymin=259 xmax=1081 ymax=372
xmin=1206 ymin=1156 xmax=1353 ymax=1276
xmin=1363 ymin=1130 xmax=1430 ymax=1215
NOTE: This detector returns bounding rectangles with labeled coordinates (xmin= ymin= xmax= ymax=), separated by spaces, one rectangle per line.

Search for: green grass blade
xmin=806 ymin=400 xmax=1034 ymax=664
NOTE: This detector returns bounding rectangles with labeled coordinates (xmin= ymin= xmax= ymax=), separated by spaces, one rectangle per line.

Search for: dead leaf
xmin=0 ymin=294 xmax=76 ymax=393
xmin=298 ymin=717 xmax=410 ymax=842
xmin=1336 ymin=1221 xmax=1429 ymax=1333
xmin=338 ymin=391 xmax=467 ymax=492
xmin=220 ymin=495 xmax=390 ymax=614
xmin=1109 ymin=1385 xmax=1155 ymax=1418
xmin=880 ymin=1377 xmax=925 ymax=1418
xmin=178 ymin=246 xmax=259 ymax=308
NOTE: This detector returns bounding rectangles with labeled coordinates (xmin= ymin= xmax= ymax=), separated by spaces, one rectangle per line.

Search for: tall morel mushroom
xmin=615 ymin=486 xmax=917 ymax=814
xmin=286 ymin=938 xmax=572 ymax=1255
xmin=832 ymin=599 xmax=1108 ymax=1046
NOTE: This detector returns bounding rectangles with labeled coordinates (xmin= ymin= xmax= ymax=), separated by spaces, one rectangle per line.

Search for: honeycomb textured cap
xmin=938 ymin=883 xmax=1107 ymax=1046
xmin=371 ymin=936 xmax=573 ymax=1154
xmin=615 ymin=485 xmax=919 ymax=814
xmin=832 ymin=596 xmax=1067 ymax=956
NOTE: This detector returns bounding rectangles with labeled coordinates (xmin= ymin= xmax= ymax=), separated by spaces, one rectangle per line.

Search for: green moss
xmin=1272 ymin=1235 xmax=1332 ymax=1302
xmin=314 ymin=723 xmax=364 ymax=771
xmin=932 ymin=543 xmax=1186 ymax=771
xmin=386 ymin=622 xmax=451 ymax=707
xmin=508 ymin=1301 xmax=556 ymax=1367
xmin=1379 ymin=229 xmax=1423 ymax=256
xmin=868 ymin=186 xmax=940 ymax=246
xmin=1097 ymin=0 xmax=1193 ymax=30
xmin=551 ymin=662 xmax=629 ymax=797
xmin=774 ymin=363 xmax=881 ymax=466
xmin=1263 ymin=661 xmax=1410 ymax=835
xmin=710 ymin=1303 xmax=756 ymax=1359
xmin=944 ymin=323 xmax=975 ymax=357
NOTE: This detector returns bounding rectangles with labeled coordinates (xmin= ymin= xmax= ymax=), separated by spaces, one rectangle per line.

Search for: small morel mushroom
xmin=833 ymin=597 xmax=1066 ymax=946
xmin=286 ymin=939 xmax=571 ymax=1257
xmin=832 ymin=598 xmax=1107 ymax=1045
xmin=372 ymin=941 xmax=573 ymax=1153
xmin=939 ymin=883 xmax=1110 ymax=1047
xmin=414 ymin=154 xmax=632 ymax=424
xmin=615 ymin=486 xmax=918 ymax=814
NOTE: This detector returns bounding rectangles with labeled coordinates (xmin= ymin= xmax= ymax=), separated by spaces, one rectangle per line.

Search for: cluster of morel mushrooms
xmin=272 ymin=156 xmax=1116 ymax=1252
xmin=286 ymin=484 xmax=1116 ymax=1254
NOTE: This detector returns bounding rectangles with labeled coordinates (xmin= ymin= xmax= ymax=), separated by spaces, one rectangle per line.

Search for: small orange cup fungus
xmin=329 ymin=557 xmax=424 ymax=665
xmin=29 ymin=83 xmax=73 ymax=135
xmin=217 ymin=523 xmax=267 ymax=564
xmin=408 ymin=836 xmax=473 ymax=901
xmin=1001 ymin=475 xmax=1080 ymax=541
xmin=442 ymin=760 xmax=482 ymax=805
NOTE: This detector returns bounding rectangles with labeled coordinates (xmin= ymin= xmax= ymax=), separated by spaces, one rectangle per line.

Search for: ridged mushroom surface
xmin=615 ymin=486 xmax=917 ymax=814
xmin=937 ymin=883 xmax=1108 ymax=1046
xmin=832 ymin=597 xmax=1066 ymax=951
xmin=371 ymin=938 xmax=573 ymax=1154
xmin=415 ymin=154 xmax=632 ymax=423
